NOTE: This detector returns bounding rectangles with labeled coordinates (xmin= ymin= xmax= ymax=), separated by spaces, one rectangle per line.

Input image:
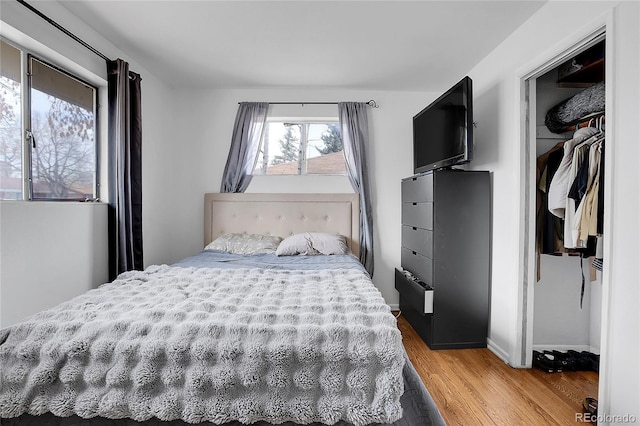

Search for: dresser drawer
xmin=401 ymin=174 xmax=433 ymax=202
xmin=402 ymin=225 xmax=433 ymax=258
xmin=401 ymin=247 xmax=433 ymax=286
xmin=395 ymin=269 xmax=434 ymax=315
xmin=402 ymin=202 xmax=433 ymax=230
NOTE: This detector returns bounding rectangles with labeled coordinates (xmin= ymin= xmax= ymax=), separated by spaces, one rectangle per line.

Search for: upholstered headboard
xmin=204 ymin=193 xmax=360 ymax=258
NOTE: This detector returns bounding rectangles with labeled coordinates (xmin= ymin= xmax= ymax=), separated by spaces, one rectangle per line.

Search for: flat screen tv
xmin=413 ymin=76 xmax=473 ymax=173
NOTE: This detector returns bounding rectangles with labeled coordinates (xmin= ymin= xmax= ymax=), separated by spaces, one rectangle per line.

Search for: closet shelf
xmin=558 ymin=58 xmax=604 ymax=87
xmin=557 ymin=40 xmax=605 ymax=88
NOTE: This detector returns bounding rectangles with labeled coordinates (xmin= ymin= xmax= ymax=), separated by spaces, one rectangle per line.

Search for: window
xmin=0 ymin=39 xmax=98 ymax=201
xmin=253 ymin=121 xmax=346 ymax=175
xmin=0 ymin=41 xmax=22 ymax=199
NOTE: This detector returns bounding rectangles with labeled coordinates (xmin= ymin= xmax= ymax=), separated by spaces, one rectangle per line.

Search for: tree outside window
xmin=254 ymin=121 xmax=346 ymax=175
xmin=0 ymin=40 xmax=97 ymax=201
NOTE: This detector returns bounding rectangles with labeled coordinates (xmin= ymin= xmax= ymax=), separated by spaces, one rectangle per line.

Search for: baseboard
xmin=487 ymin=338 xmax=511 ymax=365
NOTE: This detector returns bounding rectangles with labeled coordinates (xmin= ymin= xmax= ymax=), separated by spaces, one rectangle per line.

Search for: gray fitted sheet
xmin=173 ymin=250 xmax=368 ymax=272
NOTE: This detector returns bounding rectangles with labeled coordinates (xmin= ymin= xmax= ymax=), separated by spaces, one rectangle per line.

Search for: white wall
xmin=467 ymin=0 xmax=639 ymax=422
xmin=0 ymin=1 xmax=181 ymax=325
xmin=169 ymin=88 xmax=438 ymax=305
xmin=533 ymin=256 xmax=592 ymax=350
xmin=0 ymin=202 xmax=108 ymax=327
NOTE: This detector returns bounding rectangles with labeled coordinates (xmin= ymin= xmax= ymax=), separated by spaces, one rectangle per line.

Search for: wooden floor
xmin=396 ymin=314 xmax=599 ymax=425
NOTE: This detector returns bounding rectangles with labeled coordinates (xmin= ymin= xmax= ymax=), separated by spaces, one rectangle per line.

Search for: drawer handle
xmin=412 ymin=251 xmax=417 ymax=255
xmin=412 ymin=202 xmax=417 ymax=206
xmin=413 ymin=227 xmax=417 ymax=230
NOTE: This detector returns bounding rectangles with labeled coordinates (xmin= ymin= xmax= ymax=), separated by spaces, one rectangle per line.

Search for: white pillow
xmin=205 ymin=233 xmax=282 ymax=254
xmin=276 ymin=232 xmax=349 ymax=256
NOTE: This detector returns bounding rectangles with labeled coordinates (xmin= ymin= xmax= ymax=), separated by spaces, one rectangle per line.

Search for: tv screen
xmin=413 ymin=76 xmax=473 ymax=173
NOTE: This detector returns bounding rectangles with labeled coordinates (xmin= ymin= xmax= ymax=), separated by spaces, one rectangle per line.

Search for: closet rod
xmin=562 ymin=112 xmax=605 ymax=132
xmin=17 ymin=0 xmax=111 ymax=62
xmin=239 ymin=100 xmax=380 ymax=108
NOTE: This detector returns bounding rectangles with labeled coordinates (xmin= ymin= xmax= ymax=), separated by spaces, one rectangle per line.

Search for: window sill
xmin=0 ymin=199 xmax=108 ymax=205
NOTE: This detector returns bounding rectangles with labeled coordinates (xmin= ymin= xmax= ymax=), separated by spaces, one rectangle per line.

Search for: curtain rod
xmin=17 ymin=0 xmax=111 ymax=62
xmin=240 ymin=100 xmax=380 ymax=108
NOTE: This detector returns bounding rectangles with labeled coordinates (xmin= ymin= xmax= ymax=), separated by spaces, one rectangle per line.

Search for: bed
xmin=0 ymin=193 xmax=444 ymax=426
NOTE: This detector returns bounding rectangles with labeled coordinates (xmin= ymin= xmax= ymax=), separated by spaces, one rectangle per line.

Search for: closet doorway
xmin=517 ymin=27 xmax=610 ymax=407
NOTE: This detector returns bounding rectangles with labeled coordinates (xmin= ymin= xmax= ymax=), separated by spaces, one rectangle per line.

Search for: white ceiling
xmin=57 ymin=0 xmax=546 ymax=91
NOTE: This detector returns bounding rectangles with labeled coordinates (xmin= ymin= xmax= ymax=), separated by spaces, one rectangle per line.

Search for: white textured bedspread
xmin=0 ymin=263 xmax=404 ymax=425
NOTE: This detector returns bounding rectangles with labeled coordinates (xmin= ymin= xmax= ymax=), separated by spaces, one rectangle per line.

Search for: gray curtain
xmin=339 ymin=102 xmax=374 ymax=276
xmin=107 ymin=59 xmax=143 ymax=279
xmin=220 ymin=102 xmax=269 ymax=193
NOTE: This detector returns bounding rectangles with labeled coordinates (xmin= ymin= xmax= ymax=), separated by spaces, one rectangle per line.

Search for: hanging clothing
xmin=580 ymin=141 xmax=605 ymax=241
xmin=538 ymin=144 xmax=566 ymax=255
xmin=547 ymin=127 xmax=600 ymax=219
xmin=568 ymin=149 xmax=590 ymax=205
xmin=596 ymin=143 xmax=605 ymax=234
xmin=538 ymin=103 xmax=606 ymax=299
xmin=536 ymin=141 xmax=579 ymax=281
xmin=536 ymin=127 xmax=605 ymax=284
xmin=573 ymin=140 xmax=601 ymax=244
xmin=564 ymin=132 xmax=604 ymax=249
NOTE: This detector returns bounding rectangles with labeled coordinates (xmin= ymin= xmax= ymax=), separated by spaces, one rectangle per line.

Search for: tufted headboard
xmin=204 ymin=193 xmax=360 ymax=257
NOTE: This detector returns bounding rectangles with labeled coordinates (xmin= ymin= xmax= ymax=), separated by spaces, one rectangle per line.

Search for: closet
xmin=532 ymin=39 xmax=605 ymax=371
